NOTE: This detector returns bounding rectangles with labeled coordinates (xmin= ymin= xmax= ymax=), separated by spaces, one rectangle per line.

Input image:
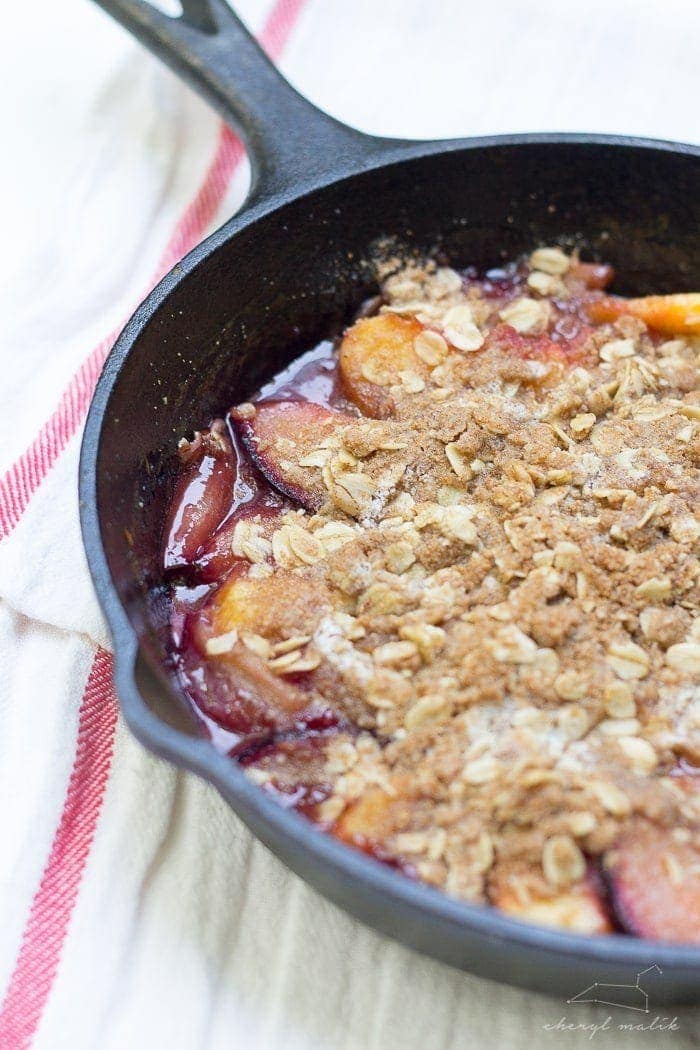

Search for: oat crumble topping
xmin=166 ymin=249 xmax=700 ymax=940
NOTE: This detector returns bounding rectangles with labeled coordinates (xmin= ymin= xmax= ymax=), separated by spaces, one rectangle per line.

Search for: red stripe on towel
xmin=0 ymin=649 xmax=118 ymax=1050
xmin=0 ymin=4 xmax=308 ymax=1046
xmin=0 ymin=0 xmax=308 ymax=540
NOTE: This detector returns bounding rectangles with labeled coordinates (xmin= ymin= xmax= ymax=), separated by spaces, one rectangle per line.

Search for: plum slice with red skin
xmin=231 ymin=400 xmax=354 ymax=511
xmin=194 ymin=500 xmax=287 ymax=583
xmin=163 ymin=421 xmax=235 ymax=572
xmin=216 ymin=640 xmax=311 ymax=720
xmin=188 ymin=567 xmax=335 ymax=738
xmin=244 ymin=645 xmax=309 ymax=720
xmin=179 ymin=629 xmax=320 ymax=742
xmin=603 ymin=818 xmax=700 ymax=942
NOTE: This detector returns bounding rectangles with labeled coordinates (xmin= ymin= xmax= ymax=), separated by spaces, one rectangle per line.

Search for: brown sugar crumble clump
xmin=165 ymin=249 xmax=700 ymax=941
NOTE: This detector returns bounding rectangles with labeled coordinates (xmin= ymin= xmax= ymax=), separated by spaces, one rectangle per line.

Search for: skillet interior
xmin=83 ymin=138 xmax=700 ymax=999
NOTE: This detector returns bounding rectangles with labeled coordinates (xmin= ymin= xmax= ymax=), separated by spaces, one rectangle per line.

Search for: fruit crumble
xmin=164 ymin=248 xmax=700 ymax=941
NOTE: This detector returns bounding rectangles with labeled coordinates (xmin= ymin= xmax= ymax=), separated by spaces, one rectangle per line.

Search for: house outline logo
xmin=567 ymin=965 xmax=663 ymax=1013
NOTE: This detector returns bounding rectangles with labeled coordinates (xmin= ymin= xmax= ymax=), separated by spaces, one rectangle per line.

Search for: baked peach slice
xmin=333 ymin=786 xmax=398 ymax=841
xmin=587 ymin=293 xmax=700 ymax=336
xmin=603 ymin=819 xmax=700 ymax=942
xmin=231 ymin=400 xmax=353 ymax=511
xmin=488 ymin=863 xmax=613 ymax=934
xmin=163 ymin=420 xmax=235 ymax=572
xmin=339 ymin=314 xmax=429 ymax=417
xmin=332 ymin=784 xmax=421 ymax=874
xmin=208 ymin=569 xmax=328 ymax=648
xmin=333 ymin=781 xmax=418 ymax=844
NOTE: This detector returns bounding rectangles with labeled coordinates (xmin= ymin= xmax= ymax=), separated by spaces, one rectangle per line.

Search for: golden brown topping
xmin=187 ymin=250 xmax=700 ymax=932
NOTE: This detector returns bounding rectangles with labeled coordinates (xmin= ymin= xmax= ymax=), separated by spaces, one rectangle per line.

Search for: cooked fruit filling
xmin=164 ymin=249 xmax=700 ymax=941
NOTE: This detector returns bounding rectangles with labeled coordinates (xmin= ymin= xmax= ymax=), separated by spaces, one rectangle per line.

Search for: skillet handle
xmin=93 ymin=0 xmax=390 ymax=201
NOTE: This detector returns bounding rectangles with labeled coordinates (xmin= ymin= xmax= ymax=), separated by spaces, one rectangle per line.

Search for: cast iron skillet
xmin=81 ymin=0 xmax=700 ymax=1001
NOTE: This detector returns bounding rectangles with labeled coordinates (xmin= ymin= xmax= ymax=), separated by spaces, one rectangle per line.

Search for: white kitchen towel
xmin=1 ymin=1 xmax=700 ymax=1047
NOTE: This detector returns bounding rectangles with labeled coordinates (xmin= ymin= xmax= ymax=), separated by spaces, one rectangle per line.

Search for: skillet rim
xmin=80 ymin=130 xmax=700 ymax=980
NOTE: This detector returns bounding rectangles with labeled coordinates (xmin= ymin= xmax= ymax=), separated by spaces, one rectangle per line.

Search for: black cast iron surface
xmin=81 ymin=0 xmax=700 ymax=1000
